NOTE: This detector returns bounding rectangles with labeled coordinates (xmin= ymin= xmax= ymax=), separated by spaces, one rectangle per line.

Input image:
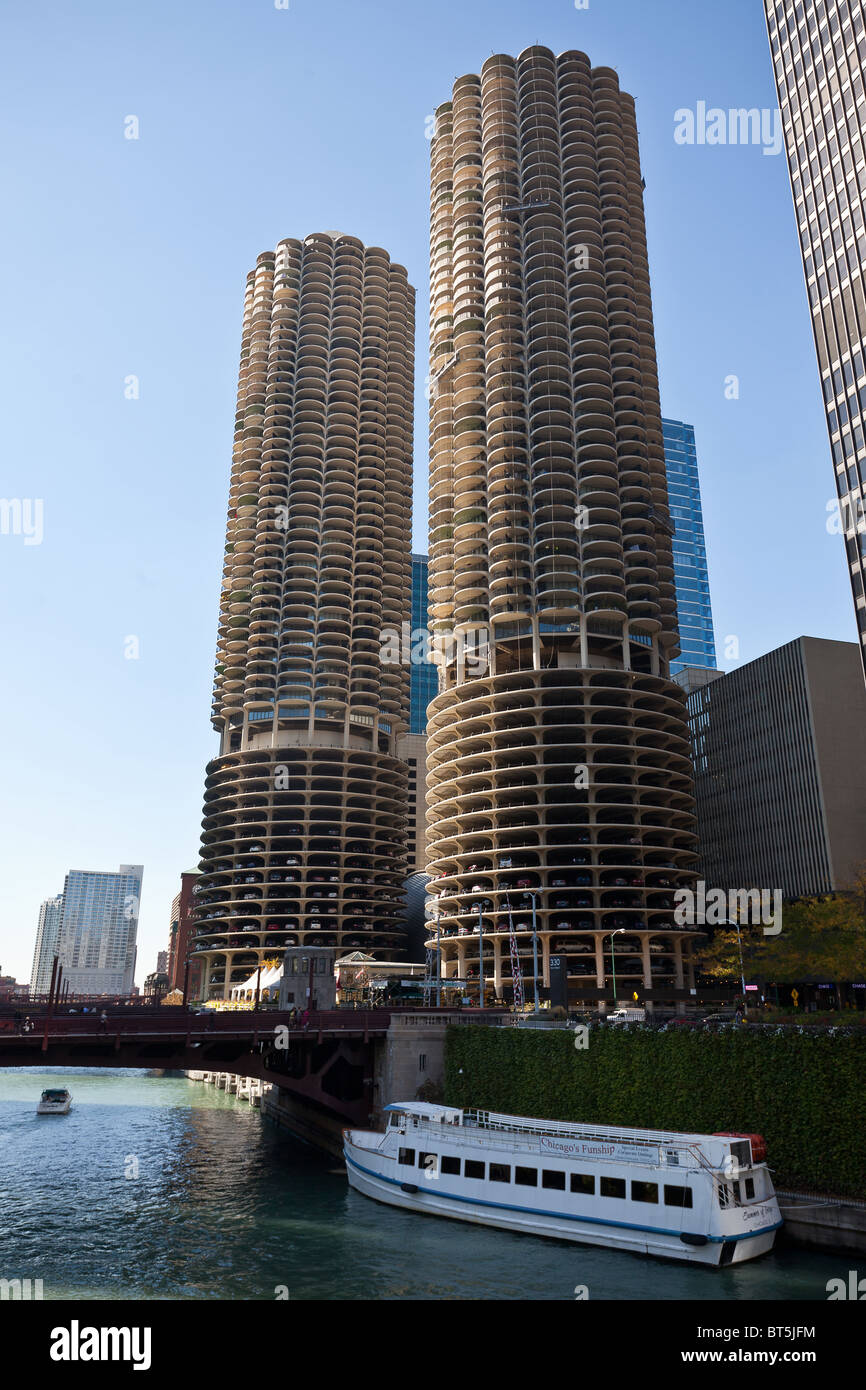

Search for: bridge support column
xmin=492 ymin=937 xmax=502 ymax=1000
xmin=594 ymin=933 xmax=606 ymax=1010
xmin=683 ymin=943 xmax=696 ymax=991
xmin=674 ymin=939 xmax=685 ymax=991
xmin=372 ymin=1011 xmax=465 ymax=1128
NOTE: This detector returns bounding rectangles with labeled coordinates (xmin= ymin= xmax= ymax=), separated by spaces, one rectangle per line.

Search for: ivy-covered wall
xmin=444 ymin=1026 xmax=866 ymax=1198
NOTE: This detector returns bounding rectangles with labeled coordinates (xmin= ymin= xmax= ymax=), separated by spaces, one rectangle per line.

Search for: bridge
xmin=0 ymin=1006 xmax=495 ymax=1141
xmin=0 ymin=1009 xmax=396 ymax=1127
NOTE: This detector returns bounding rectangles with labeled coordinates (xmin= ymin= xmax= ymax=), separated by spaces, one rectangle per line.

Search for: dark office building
xmin=765 ymin=1 xmax=866 ymax=677
xmin=680 ymin=636 xmax=866 ymax=897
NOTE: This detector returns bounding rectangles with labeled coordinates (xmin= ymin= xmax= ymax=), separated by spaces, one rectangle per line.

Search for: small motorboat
xmin=36 ymin=1088 xmax=72 ymax=1115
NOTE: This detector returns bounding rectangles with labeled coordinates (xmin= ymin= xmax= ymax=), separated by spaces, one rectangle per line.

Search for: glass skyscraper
xmin=410 ymin=553 xmax=437 ymax=734
xmin=663 ymin=418 xmax=717 ymax=674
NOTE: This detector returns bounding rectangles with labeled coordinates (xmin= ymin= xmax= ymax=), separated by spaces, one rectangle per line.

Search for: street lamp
xmin=608 ymin=928 xmax=625 ymax=1009
xmin=731 ymin=908 xmax=747 ymax=1017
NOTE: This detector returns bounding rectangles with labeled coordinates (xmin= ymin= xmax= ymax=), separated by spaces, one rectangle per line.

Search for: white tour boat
xmin=344 ymin=1102 xmax=782 ymax=1266
xmin=36 ymin=1087 xmax=72 ymax=1115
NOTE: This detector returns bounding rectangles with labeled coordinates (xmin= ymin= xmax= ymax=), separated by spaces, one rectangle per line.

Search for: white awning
xmin=230 ymin=965 xmax=283 ymax=998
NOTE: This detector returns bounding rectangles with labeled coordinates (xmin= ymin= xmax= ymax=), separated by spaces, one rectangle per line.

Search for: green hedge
xmin=444 ymin=1026 xmax=866 ymax=1199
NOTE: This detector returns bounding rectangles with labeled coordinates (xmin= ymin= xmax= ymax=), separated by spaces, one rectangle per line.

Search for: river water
xmin=0 ymin=1068 xmax=853 ymax=1301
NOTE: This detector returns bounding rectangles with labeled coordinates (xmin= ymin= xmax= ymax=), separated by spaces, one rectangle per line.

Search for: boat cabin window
xmin=490 ymin=1163 xmax=511 ymax=1184
xmin=515 ymin=1167 xmax=538 ymax=1187
xmin=664 ymin=1184 xmax=693 ymax=1208
xmin=570 ymin=1173 xmax=595 ymax=1195
xmin=600 ymin=1176 xmax=626 ymax=1199
xmin=744 ymin=1177 xmax=755 ymax=1200
xmin=723 ymin=1180 xmax=747 ymax=1206
xmin=441 ymin=1155 xmax=460 ymax=1176
xmin=419 ymin=1152 xmax=438 ymax=1176
xmin=464 ymin=1160 xmax=485 ymax=1180
xmin=389 ymin=1113 xmax=404 ymax=1128
xmin=631 ymin=1181 xmax=658 ymax=1204
xmin=398 ymin=1148 xmax=416 ymax=1166
xmin=542 ymin=1169 xmax=566 ymax=1191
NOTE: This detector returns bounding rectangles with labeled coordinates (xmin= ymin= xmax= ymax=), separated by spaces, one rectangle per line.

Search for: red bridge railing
xmin=0 ymin=1009 xmax=395 ymax=1039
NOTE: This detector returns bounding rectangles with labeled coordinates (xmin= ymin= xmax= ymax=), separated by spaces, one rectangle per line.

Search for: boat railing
xmin=399 ymin=1115 xmax=710 ymax=1170
xmin=461 ymin=1108 xmax=711 ymax=1157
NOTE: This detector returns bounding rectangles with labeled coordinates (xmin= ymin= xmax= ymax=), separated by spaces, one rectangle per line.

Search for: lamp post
xmin=732 ymin=910 xmax=747 ymax=1017
xmin=529 ymin=890 xmax=540 ymax=1013
xmin=609 ymin=928 xmax=625 ymax=1009
xmin=182 ymin=952 xmax=191 ymax=1008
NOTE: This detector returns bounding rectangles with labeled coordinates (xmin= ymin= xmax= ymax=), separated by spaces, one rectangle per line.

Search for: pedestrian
xmin=23 ymin=1016 xmax=32 ymax=1034
xmin=99 ymin=1010 xmax=108 ymax=1033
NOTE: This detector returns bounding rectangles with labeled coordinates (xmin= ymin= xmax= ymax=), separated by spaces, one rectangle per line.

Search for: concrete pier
xmin=777 ymin=1191 xmax=866 ymax=1256
xmin=186 ymin=1070 xmax=266 ymax=1107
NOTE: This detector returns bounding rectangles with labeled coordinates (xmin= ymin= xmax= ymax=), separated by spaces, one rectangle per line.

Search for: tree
xmin=695 ymin=921 xmax=764 ymax=983
xmin=767 ymin=891 xmax=866 ymax=996
xmin=695 ymin=868 xmax=866 ymax=1005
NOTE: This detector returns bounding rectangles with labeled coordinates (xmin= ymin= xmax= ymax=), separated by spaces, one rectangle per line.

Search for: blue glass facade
xmin=410 ymin=553 xmax=437 ymax=734
xmin=663 ymin=418 xmax=717 ymax=675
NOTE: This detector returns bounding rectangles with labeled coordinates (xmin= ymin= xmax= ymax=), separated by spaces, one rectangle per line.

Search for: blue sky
xmin=0 ymin=0 xmax=854 ymax=982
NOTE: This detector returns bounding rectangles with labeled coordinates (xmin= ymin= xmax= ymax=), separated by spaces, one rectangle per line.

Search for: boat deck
xmin=385 ymin=1104 xmax=748 ymax=1169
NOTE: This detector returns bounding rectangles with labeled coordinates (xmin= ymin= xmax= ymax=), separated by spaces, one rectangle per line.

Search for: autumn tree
xmin=695 ymin=866 xmax=866 ymax=1005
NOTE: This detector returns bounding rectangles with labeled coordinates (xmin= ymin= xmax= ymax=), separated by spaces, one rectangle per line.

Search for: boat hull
xmin=36 ymin=1101 xmax=71 ymax=1115
xmin=344 ymin=1139 xmax=778 ymax=1267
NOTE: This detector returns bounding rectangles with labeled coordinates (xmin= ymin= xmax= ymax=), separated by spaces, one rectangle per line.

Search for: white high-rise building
xmin=49 ymin=864 xmax=144 ymax=996
xmin=31 ymin=894 xmax=63 ymax=994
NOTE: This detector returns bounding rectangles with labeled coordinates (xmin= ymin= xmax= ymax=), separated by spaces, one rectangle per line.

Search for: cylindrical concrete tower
xmin=425 ymin=48 xmax=701 ymax=1009
xmin=193 ymin=232 xmax=415 ymax=1001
